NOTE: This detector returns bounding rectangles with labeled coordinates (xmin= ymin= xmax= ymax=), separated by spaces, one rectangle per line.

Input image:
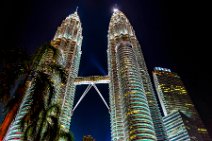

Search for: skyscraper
xmin=3 ymin=9 xmax=169 ymax=141
xmin=108 ymin=9 xmax=167 ymax=141
xmin=153 ymin=67 xmax=211 ymax=140
xmin=3 ymin=11 xmax=83 ymax=140
xmin=51 ymin=10 xmax=83 ymax=133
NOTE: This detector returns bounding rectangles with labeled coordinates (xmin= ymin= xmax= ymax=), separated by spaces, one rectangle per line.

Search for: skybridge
xmin=74 ymin=75 xmax=110 ymax=85
xmin=72 ymin=75 xmax=110 ymax=114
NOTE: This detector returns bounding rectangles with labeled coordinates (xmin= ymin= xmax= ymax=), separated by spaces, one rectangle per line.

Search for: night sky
xmin=1 ymin=0 xmax=211 ymax=140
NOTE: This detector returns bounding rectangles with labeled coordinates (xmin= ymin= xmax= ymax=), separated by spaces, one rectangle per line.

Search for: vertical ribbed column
xmin=108 ymin=43 xmax=125 ymax=141
xmin=60 ymin=45 xmax=81 ymax=132
xmin=132 ymin=39 xmax=167 ymax=140
xmin=4 ymin=81 xmax=33 ymax=141
xmin=116 ymin=41 xmax=156 ymax=141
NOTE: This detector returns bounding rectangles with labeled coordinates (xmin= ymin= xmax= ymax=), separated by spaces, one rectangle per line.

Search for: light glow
xmin=113 ymin=8 xmax=118 ymax=12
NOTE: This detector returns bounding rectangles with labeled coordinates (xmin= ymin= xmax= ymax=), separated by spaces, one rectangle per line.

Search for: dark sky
xmin=1 ymin=0 xmax=211 ymax=140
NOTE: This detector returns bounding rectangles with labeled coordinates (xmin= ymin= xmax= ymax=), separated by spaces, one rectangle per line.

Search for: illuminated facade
xmin=153 ymin=67 xmax=211 ymax=140
xmin=163 ymin=111 xmax=191 ymax=141
xmin=52 ymin=11 xmax=83 ymax=132
xmin=163 ymin=111 xmax=209 ymax=141
xmin=108 ymin=10 xmax=167 ymax=141
xmin=3 ymin=9 xmax=170 ymax=141
xmin=4 ymin=11 xmax=82 ymax=140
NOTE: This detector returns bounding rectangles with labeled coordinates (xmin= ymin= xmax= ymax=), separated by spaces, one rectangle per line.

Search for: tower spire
xmin=75 ymin=6 xmax=79 ymax=13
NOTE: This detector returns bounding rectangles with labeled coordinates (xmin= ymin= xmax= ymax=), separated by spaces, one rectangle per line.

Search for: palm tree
xmin=19 ymin=72 xmax=51 ymax=140
xmin=1 ymin=42 xmax=71 ymax=140
xmin=22 ymin=42 xmax=66 ymax=118
xmin=48 ymin=63 xmax=68 ymax=83
xmin=40 ymin=105 xmax=61 ymax=141
xmin=41 ymin=105 xmax=74 ymax=141
xmin=20 ymin=42 xmax=71 ymax=140
xmin=23 ymin=104 xmax=74 ymax=141
xmin=31 ymin=42 xmax=62 ymax=70
xmin=57 ymin=130 xmax=74 ymax=141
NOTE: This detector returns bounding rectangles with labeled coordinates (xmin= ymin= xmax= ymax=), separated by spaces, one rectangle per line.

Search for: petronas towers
xmin=3 ymin=8 xmax=211 ymax=141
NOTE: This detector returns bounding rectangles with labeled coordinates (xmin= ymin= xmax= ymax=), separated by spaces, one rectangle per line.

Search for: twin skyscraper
xmin=3 ymin=9 xmax=211 ymax=141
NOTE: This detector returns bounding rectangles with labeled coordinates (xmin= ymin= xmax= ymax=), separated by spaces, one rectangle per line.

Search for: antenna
xmin=76 ymin=6 xmax=79 ymax=13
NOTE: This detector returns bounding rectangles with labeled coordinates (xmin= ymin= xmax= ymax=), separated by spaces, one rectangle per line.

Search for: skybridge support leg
xmin=93 ymin=84 xmax=110 ymax=111
xmin=72 ymin=84 xmax=92 ymax=113
xmin=71 ymin=83 xmax=110 ymax=116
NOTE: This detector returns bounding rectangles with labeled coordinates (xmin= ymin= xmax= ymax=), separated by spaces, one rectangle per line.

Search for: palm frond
xmin=49 ymin=63 xmax=68 ymax=83
xmin=58 ymin=130 xmax=74 ymax=141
